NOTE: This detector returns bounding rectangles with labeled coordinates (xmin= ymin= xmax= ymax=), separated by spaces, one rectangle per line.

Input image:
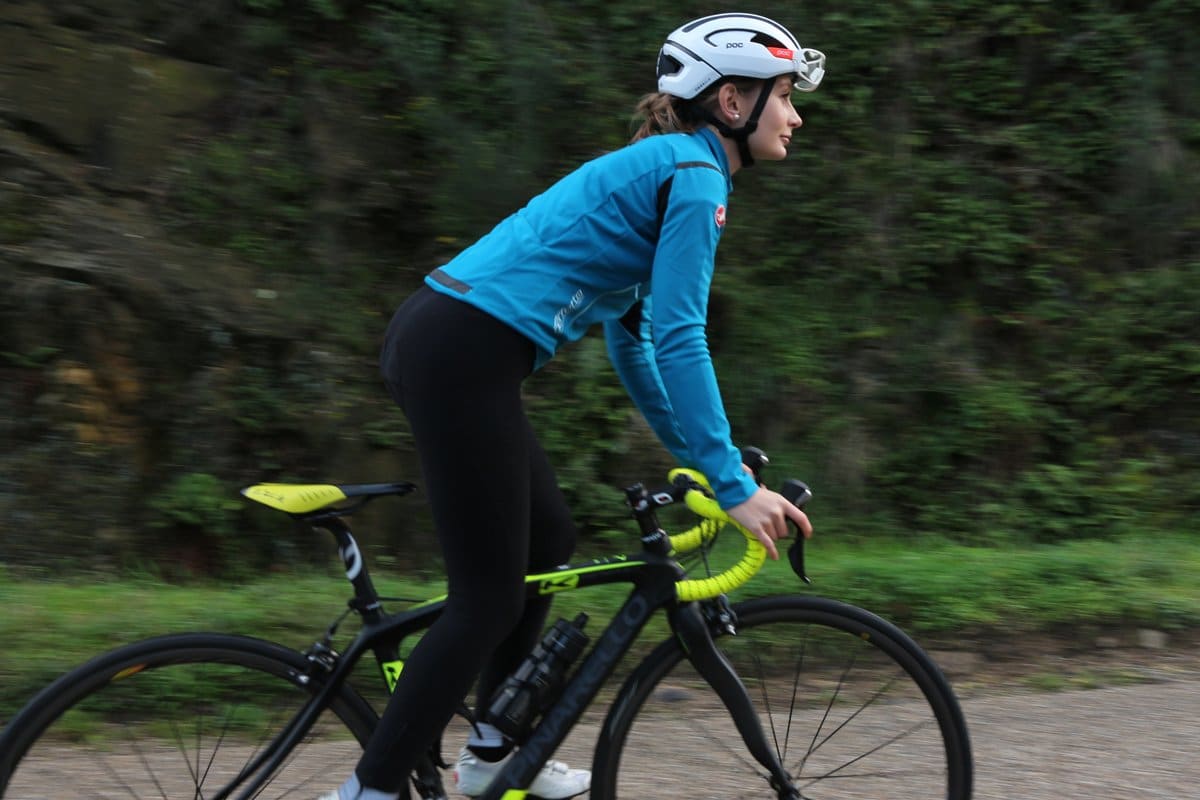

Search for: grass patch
xmin=2 ymin=533 xmax=1198 ymax=722
xmin=748 ymin=533 xmax=1200 ymax=636
xmin=1021 ymin=668 xmax=1150 ymax=694
xmin=1024 ymin=672 xmax=1069 ymax=692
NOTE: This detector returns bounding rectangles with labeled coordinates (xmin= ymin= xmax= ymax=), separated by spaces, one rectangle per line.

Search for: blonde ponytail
xmin=629 ymin=77 xmax=764 ymax=143
xmin=629 ymin=92 xmax=703 ymax=142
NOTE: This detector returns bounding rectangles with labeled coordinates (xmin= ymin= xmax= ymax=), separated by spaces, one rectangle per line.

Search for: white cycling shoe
xmin=314 ymin=785 xmax=403 ymax=800
xmin=454 ymin=747 xmax=590 ymax=799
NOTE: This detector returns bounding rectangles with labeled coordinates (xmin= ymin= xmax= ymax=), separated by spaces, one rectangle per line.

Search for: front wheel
xmin=0 ymin=633 xmax=378 ymax=799
xmin=592 ymin=595 xmax=973 ymax=799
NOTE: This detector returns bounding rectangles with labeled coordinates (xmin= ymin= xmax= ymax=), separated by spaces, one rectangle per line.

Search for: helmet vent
xmin=750 ymin=32 xmax=785 ymax=49
xmin=657 ymin=52 xmax=684 ymax=78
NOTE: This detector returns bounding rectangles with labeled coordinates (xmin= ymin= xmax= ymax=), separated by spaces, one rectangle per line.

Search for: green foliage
xmin=755 ymin=533 xmax=1200 ymax=635
xmin=11 ymin=0 xmax=1197 ymax=576
xmin=146 ymin=473 xmax=245 ymax=576
xmin=709 ymin=0 xmax=1200 ymax=543
xmin=1 ymin=346 xmax=61 ymax=369
xmin=241 ymin=0 xmax=349 ymax=26
xmin=362 ymin=416 xmax=411 ymax=449
xmin=148 ymin=472 xmax=241 ymax=534
xmin=200 ymin=0 xmax=1198 ymax=547
xmin=361 ymin=0 xmax=676 ymax=235
xmin=166 ymin=121 xmax=315 ymax=273
xmin=0 ymin=177 xmax=48 ymax=244
xmin=526 ymin=335 xmax=645 ymax=540
xmin=231 ymin=365 xmax=298 ymax=435
xmin=178 ymin=0 xmax=1200 ymax=546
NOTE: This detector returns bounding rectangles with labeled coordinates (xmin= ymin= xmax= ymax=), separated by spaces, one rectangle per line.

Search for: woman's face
xmin=746 ymin=76 xmax=803 ymax=162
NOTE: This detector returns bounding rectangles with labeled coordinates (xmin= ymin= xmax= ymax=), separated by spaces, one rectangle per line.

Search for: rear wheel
xmin=0 ymin=633 xmax=377 ymax=799
xmin=592 ymin=595 xmax=972 ymax=799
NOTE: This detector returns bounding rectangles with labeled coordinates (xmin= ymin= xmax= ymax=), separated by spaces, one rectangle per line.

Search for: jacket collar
xmin=695 ymin=128 xmax=734 ymax=192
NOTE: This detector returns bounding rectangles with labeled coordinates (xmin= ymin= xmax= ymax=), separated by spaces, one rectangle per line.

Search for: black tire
xmin=592 ymin=595 xmax=973 ymax=799
xmin=0 ymin=633 xmax=379 ymax=799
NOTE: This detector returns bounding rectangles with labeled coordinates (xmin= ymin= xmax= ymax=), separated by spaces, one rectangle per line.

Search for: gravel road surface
xmin=4 ymin=645 xmax=1198 ymax=798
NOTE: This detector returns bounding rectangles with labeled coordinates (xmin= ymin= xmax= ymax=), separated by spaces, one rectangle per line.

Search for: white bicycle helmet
xmin=656 ymin=13 xmax=825 ymax=167
xmin=657 ymin=13 xmax=826 ymax=100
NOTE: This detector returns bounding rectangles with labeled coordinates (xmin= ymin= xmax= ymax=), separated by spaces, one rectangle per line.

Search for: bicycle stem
xmin=669 ymin=601 xmax=800 ymax=799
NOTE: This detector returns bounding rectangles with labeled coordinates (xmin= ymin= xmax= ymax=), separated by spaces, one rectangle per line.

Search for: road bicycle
xmin=0 ymin=451 xmax=972 ymax=799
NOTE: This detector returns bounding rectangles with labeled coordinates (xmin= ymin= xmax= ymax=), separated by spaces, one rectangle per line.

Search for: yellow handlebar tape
xmin=665 ymin=469 xmax=768 ymax=602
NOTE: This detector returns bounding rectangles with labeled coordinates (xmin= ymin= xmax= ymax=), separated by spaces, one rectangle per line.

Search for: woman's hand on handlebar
xmin=727 ymin=486 xmax=813 ymax=560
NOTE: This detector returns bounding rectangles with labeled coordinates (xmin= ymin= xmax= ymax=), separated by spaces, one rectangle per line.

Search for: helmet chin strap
xmin=700 ymin=78 xmax=776 ymax=169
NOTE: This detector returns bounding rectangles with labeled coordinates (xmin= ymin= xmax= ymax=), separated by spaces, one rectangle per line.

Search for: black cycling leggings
xmin=360 ymin=285 xmax=578 ymax=791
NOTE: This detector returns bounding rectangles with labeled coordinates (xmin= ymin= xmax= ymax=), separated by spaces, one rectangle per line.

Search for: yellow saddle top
xmin=242 ymin=482 xmax=415 ymax=515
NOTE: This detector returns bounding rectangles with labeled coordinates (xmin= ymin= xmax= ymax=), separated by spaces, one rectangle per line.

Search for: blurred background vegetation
xmin=0 ymin=0 xmax=1197 ymax=584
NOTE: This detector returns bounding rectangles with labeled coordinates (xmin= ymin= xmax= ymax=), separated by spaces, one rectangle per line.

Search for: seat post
xmin=314 ymin=516 xmax=387 ymax=625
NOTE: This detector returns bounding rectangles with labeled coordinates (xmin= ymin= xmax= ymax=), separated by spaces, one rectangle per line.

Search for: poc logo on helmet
xmin=726 ymin=42 xmax=744 ymax=48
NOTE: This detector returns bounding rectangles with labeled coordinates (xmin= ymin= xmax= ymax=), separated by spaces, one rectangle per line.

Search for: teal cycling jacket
xmin=426 ymin=127 xmax=757 ymax=509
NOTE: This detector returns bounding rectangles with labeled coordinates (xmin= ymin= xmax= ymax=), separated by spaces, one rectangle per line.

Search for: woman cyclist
xmin=320 ymin=12 xmax=825 ymax=800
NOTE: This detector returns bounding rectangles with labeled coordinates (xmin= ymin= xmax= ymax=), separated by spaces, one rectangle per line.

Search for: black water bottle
xmin=484 ymin=613 xmax=589 ymax=740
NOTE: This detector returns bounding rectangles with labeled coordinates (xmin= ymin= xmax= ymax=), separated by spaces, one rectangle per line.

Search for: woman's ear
xmin=716 ymin=82 xmax=742 ymax=125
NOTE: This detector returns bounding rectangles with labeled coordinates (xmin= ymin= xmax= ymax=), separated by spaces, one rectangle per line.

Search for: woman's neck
xmin=708 ymin=124 xmax=745 ymax=175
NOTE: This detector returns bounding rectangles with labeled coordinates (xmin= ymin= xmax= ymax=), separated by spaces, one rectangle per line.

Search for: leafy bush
xmin=7 ymin=0 xmax=1199 ymax=577
xmin=147 ymin=473 xmax=244 ymax=576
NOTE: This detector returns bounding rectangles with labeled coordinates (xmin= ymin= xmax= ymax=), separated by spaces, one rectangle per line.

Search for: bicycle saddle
xmin=242 ymin=482 xmax=416 ymax=515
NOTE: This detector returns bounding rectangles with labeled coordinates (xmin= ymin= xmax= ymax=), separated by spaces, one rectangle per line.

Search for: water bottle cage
xmin=485 ymin=614 xmax=590 ymax=740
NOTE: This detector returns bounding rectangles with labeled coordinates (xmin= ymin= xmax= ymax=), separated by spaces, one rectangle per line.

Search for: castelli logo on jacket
xmin=715 ymin=204 xmax=726 ymax=228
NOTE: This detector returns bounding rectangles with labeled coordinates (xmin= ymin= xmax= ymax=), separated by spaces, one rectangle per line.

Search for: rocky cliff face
xmin=1 ymin=1 xmax=230 ymax=189
xmin=0 ymin=1 xmax=423 ymax=572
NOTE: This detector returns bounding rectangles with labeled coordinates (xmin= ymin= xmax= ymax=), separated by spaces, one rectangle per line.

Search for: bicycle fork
xmin=670 ymin=601 xmax=800 ymax=800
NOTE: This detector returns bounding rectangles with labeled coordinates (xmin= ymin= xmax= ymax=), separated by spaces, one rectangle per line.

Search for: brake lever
xmin=781 ymin=479 xmax=813 ymax=584
xmin=741 ymin=446 xmax=769 ymax=484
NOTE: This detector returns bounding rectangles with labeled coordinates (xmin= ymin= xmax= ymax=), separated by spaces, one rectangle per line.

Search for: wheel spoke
xmin=798 ymin=717 xmax=941 ymax=789
xmin=1 ymin=636 xmax=375 ymax=800
xmin=597 ymin=597 xmax=970 ymax=799
xmin=127 ymin=723 xmax=172 ymax=799
xmin=797 ymin=647 xmax=858 ymax=777
xmin=781 ymin=631 xmax=808 ymax=765
xmin=808 ymin=671 xmax=900 ymax=758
